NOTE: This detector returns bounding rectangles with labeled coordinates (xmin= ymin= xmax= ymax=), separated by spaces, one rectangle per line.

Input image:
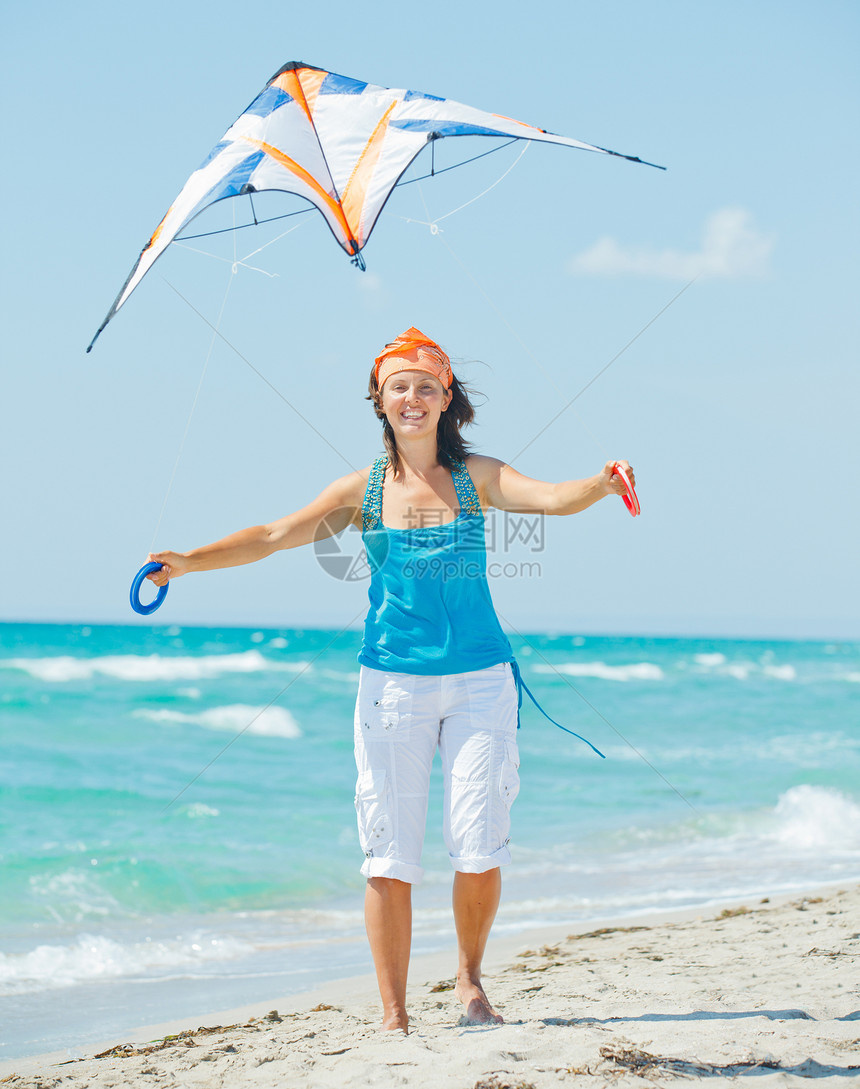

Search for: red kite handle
xmin=613 ymin=463 xmax=640 ymax=517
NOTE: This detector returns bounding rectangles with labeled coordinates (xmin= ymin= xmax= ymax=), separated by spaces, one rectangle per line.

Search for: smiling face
xmin=380 ymin=361 xmax=452 ymax=439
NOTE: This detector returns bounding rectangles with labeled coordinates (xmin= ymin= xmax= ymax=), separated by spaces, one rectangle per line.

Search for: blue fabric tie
xmin=510 ymin=659 xmax=606 ymax=759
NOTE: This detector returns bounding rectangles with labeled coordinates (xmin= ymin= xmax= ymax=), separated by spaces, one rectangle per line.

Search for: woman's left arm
xmin=470 ymin=455 xmax=635 ymax=515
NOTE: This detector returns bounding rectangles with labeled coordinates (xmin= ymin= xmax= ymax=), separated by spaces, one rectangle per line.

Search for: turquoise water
xmin=1 ymin=622 xmax=859 ymax=1058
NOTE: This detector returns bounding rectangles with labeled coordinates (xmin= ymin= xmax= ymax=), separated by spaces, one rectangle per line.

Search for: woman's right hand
xmin=146 ymin=551 xmax=190 ymax=586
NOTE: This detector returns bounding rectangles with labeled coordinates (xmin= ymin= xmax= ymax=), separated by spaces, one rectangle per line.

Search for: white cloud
xmin=358 ymin=270 xmax=384 ymax=292
xmin=568 ymin=207 xmax=774 ymax=280
xmin=355 ymin=269 xmax=389 ymax=311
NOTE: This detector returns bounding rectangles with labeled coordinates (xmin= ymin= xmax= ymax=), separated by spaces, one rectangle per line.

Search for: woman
xmin=147 ymin=327 xmax=634 ymax=1032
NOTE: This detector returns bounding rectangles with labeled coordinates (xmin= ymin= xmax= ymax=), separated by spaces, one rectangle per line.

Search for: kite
xmin=87 ymin=61 xmax=663 ymax=351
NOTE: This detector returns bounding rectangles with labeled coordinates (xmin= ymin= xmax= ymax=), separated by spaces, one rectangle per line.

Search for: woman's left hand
xmin=601 ymin=460 xmax=636 ymax=496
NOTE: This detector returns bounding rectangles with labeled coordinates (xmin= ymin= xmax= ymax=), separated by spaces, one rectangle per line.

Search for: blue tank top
xmin=356 ymin=455 xmax=605 ymax=759
xmin=358 ymin=456 xmax=513 ymax=674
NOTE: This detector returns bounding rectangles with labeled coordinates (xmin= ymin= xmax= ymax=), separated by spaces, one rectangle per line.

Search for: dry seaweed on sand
xmin=60 ymin=1009 xmax=287 ymax=1064
xmin=598 ymin=1044 xmax=716 ymax=1078
xmin=568 ymin=926 xmax=650 ymax=940
xmin=717 ymin=905 xmax=750 ymax=919
xmin=473 ymin=1076 xmax=537 ymax=1089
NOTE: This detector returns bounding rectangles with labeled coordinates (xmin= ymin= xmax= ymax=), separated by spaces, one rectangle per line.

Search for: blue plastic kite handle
xmin=130 ymin=562 xmax=169 ymax=615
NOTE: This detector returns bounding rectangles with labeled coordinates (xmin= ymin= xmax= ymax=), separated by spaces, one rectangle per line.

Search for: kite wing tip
xmin=599 ymin=145 xmax=666 ymax=171
xmin=628 ymin=154 xmax=667 ymax=171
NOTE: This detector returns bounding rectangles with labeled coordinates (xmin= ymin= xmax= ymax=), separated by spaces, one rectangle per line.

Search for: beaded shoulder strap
xmin=451 ymin=460 xmax=482 ymax=516
xmin=362 ymin=456 xmax=388 ymax=531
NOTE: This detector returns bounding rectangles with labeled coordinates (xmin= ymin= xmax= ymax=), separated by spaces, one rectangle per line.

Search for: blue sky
xmin=2 ymin=0 xmax=858 ymax=638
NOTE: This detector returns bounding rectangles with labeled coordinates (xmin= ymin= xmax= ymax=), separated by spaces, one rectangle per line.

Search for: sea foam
xmin=533 ymin=661 xmax=664 ymax=682
xmin=769 ymin=784 xmax=860 ymax=849
xmin=2 ymin=651 xmax=309 ymax=683
xmin=134 ymin=704 xmax=302 ymax=738
xmin=0 ymin=931 xmax=253 ymax=993
xmin=690 ymin=655 xmax=801 ymax=682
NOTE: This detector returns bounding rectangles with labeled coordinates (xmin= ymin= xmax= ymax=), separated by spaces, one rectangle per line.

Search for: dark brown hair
xmin=367 ymin=369 xmax=480 ymax=477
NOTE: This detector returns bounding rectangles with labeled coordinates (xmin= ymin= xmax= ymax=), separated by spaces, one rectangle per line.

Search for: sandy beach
xmin=2 ymin=883 xmax=857 ymax=1088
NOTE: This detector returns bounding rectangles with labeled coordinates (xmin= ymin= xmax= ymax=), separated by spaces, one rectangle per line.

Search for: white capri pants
xmin=353 ymin=662 xmax=520 ymax=884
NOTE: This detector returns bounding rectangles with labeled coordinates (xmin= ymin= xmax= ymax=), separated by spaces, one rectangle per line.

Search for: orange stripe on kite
xmin=297 ymin=67 xmax=327 ymax=116
xmin=341 ymin=100 xmax=397 ymax=247
xmin=147 ymin=204 xmax=174 ymax=251
xmin=239 ymin=135 xmax=356 ymax=253
xmin=273 ymin=70 xmax=313 ymax=124
xmin=491 ymin=112 xmax=545 ymax=133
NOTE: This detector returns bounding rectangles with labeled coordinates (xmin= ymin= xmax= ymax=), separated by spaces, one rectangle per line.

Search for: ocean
xmin=1 ymin=621 xmax=858 ymax=1060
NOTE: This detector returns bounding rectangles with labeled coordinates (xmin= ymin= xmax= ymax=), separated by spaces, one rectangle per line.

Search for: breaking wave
xmin=133 ymin=704 xmax=302 ymax=738
xmin=2 ymin=651 xmax=308 ymax=683
xmin=533 ymin=661 xmax=665 ymax=682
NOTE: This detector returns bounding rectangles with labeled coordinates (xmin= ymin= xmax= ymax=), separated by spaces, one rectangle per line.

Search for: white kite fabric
xmin=88 ymin=62 xmax=662 ymax=350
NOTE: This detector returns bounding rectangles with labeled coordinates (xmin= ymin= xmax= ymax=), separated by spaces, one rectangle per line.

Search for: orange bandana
xmin=374 ymin=327 xmax=453 ymax=389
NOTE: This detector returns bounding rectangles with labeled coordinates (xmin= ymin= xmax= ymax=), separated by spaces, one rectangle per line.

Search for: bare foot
xmin=381 ymin=1008 xmax=409 ymax=1032
xmin=455 ymin=977 xmax=503 ymax=1024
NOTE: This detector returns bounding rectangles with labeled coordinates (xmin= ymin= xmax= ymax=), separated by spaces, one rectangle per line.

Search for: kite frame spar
xmin=87 ymin=61 xmax=664 ymax=352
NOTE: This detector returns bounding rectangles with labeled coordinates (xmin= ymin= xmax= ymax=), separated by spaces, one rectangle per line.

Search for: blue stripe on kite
xmin=244 ymin=85 xmax=293 ymax=119
xmin=196 ymin=140 xmax=233 ymax=171
xmin=203 ymin=150 xmax=267 ymax=203
xmin=319 ymin=72 xmax=368 ymax=96
xmin=389 ymin=120 xmax=507 ymax=137
xmin=403 ymin=89 xmax=445 ymax=102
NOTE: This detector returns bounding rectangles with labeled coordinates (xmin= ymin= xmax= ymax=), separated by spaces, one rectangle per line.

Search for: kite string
xmin=399 ymin=144 xmax=606 ymax=452
xmin=398 ymin=142 xmax=530 ymax=233
xmin=396 ymin=142 xmax=694 ymax=461
xmin=141 ymin=146 xmax=690 ymax=809
xmin=510 ymin=275 xmax=699 ymax=463
xmin=432 ymin=228 xmax=698 ymax=464
xmin=147 ymin=266 xmax=236 ymax=556
xmin=416 ymin=214 xmax=704 ymax=810
xmin=431 ymin=141 xmax=530 ymax=225
xmin=435 ymin=230 xmax=607 ymax=452
xmin=161 ymin=610 xmax=365 ymax=811
xmin=159 ymin=275 xmax=360 ymax=473
xmin=171 ymin=242 xmax=280 ymax=278
xmin=232 ymin=195 xmax=238 ymax=269
xmin=499 ymin=612 xmax=699 ymax=813
xmin=172 ymin=220 xmax=308 ymax=277
xmin=238 ymin=219 xmax=306 ymax=264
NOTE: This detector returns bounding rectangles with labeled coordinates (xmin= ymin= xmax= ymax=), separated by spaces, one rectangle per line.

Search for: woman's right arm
xmin=145 ymin=470 xmax=367 ymax=586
